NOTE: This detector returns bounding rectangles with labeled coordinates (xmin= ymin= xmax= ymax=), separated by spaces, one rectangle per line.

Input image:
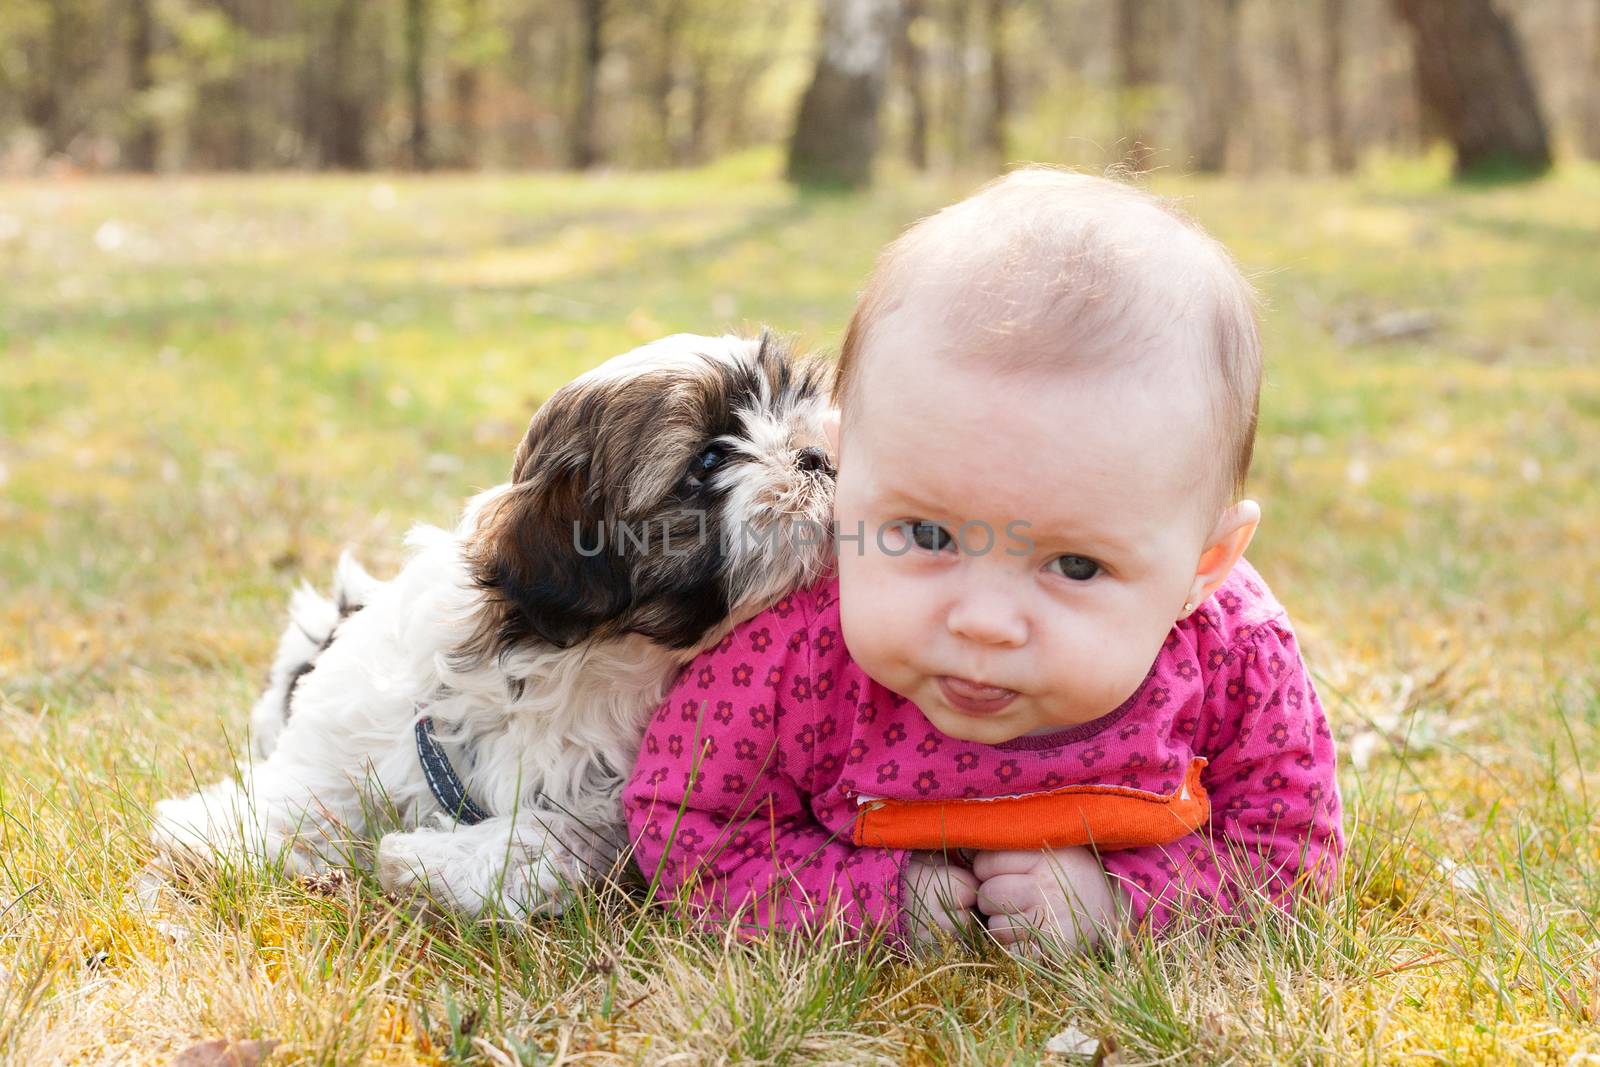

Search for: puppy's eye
xmin=1049 ymin=555 xmax=1101 ymax=581
xmin=685 ymin=444 xmax=727 ymax=488
xmin=908 ymin=520 xmax=955 ymax=553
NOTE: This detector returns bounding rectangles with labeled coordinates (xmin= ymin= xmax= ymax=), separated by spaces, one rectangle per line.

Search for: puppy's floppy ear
xmin=463 ymin=426 xmax=634 ymax=658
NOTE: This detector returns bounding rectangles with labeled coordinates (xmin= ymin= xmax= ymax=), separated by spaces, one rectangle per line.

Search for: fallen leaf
xmin=156 ymin=918 xmax=194 ymax=947
xmin=1348 ymin=730 xmax=1383 ymax=771
xmin=1044 ymin=1023 xmax=1099 ymax=1057
xmin=1437 ymin=857 xmax=1484 ymax=894
xmin=127 ymin=866 xmax=169 ymax=911
xmin=175 ymin=1038 xmax=280 ymax=1067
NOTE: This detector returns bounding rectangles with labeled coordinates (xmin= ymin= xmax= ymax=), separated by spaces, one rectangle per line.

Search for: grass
xmin=2 ymin=147 xmax=1599 ymax=1063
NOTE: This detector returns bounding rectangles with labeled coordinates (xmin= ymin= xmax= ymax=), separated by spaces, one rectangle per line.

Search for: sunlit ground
xmin=2 ymin=150 xmax=1598 ymax=1063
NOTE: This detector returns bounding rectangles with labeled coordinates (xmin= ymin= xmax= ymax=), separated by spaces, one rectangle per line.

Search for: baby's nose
xmin=946 ymin=591 xmax=1028 ymax=648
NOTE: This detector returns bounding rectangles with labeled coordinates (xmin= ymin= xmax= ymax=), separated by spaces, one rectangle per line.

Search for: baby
xmin=623 ymin=168 xmax=1344 ymax=953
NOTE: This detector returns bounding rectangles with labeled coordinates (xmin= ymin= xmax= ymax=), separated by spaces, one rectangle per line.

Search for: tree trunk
xmin=981 ymin=0 xmax=1010 ymax=168
xmin=785 ymin=0 xmax=900 ymax=187
xmin=227 ymin=0 xmax=257 ymax=170
xmin=322 ymin=0 xmax=369 ymax=168
xmin=125 ymin=0 xmax=158 ymax=171
xmin=569 ymin=0 xmax=605 ymax=170
xmin=1389 ymin=0 xmax=1551 ymax=178
xmin=1114 ymin=0 xmax=1159 ymax=171
xmin=449 ymin=73 xmax=482 ymax=167
xmin=896 ymin=0 xmax=931 ymax=170
xmin=24 ymin=0 xmax=75 ymax=157
xmin=1321 ymin=0 xmax=1354 ymax=172
xmin=405 ymin=0 xmax=431 ymax=169
xmin=1279 ymin=12 xmax=1310 ymax=173
xmin=1190 ymin=0 xmax=1241 ymax=173
xmin=1583 ymin=0 xmax=1600 ymax=158
xmin=504 ymin=8 xmax=537 ymax=165
xmin=655 ymin=0 xmax=684 ymax=164
xmin=686 ymin=69 xmax=710 ymax=162
xmin=944 ymin=0 xmax=972 ymax=166
xmin=450 ymin=0 xmax=484 ymax=168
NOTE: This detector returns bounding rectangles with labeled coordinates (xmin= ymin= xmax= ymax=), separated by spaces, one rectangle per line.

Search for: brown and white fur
xmin=152 ymin=333 xmax=836 ymax=918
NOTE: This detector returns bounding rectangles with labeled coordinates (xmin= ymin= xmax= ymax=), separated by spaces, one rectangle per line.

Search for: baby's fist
xmin=902 ymin=852 xmax=979 ymax=947
xmin=972 ymin=847 xmax=1122 ymax=956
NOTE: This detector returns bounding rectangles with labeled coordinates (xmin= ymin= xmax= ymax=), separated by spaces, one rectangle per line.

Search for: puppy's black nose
xmin=796 ymin=446 xmax=834 ymax=476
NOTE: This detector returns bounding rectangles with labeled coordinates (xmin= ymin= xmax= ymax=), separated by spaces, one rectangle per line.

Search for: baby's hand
xmin=902 ymin=851 xmax=980 ymax=946
xmin=972 ymin=847 xmax=1123 ymax=956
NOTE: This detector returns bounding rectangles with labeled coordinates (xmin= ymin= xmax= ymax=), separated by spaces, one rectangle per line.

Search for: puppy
xmin=153 ymin=332 xmax=836 ymax=918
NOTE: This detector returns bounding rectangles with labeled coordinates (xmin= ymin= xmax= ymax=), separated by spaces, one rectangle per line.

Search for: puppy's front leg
xmin=376 ymin=811 xmax=621 ymax=919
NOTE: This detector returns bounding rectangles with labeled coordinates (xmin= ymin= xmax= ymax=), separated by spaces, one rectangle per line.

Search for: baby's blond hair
xmin=834 ymin=167 xmax=1262 ymax=515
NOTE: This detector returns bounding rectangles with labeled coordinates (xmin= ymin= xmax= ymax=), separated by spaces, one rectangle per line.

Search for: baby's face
xmin=831 ymin=312 xmax=1220 ymax=746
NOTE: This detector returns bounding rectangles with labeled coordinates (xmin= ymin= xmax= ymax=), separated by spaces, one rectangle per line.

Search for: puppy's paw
xmin=150 ymin=791 xmax=243 ymax=876
xmin=151 ymin=783 xmax=330 ymax=882
xmin=376 ymin=821 xmax=587 ymax=920
xmin=376 ymin=828 xmax=460 ymax=917
xmin=499 ymin=846 xmax=584 ymax=919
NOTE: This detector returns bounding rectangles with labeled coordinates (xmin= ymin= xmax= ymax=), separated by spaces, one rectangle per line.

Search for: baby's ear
xmin=822 ymin=407 xmax=842 ymax=457
xmin=1184 ymin=500 xmax=1260 ymax=613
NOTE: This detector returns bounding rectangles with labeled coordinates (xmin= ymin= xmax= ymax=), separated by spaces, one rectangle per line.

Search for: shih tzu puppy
xmin=152 ymin=332 xmax=836 ymax=918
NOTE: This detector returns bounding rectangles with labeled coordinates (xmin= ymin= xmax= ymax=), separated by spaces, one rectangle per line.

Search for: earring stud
xmin=1183 ymin=601 xmax=1193 ymax=614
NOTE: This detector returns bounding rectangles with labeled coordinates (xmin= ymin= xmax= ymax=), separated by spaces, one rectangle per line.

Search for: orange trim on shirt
xmin=851 ymin=757 xmax=1210 ymax=852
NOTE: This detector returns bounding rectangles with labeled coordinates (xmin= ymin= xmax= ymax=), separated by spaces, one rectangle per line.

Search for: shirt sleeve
xmin=1099 ymin=619 xmax=1345 ymax=936
xmin=623 ymin=600 xmax=912 ymax=941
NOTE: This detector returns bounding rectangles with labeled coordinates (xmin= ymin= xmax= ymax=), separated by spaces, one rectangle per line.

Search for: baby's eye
xmin=1049 ymin=555 xmax=1101 ymax=581
xmin=907 ymin=520 xmax=955 ymax=553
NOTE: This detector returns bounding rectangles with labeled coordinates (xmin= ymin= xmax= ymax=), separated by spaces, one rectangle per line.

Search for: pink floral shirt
xmin=624 ymin=559 xmax=1344 ymax=943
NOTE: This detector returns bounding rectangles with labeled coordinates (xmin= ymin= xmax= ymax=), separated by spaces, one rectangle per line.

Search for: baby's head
xmin=824 ymin=168 xmax=1264 ymax=744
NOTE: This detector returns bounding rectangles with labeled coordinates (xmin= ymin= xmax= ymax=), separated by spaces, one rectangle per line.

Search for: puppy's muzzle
xmin=796 ymin=446 xmax=834 ymax=478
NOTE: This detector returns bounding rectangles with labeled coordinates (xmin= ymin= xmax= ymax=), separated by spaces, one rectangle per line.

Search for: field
xmin=2 ymin=151 xmax=1599 ymax=1064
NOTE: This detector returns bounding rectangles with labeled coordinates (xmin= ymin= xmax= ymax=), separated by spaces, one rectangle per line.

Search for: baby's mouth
xmin=936 ymin=675 xmax=1020 ymax=717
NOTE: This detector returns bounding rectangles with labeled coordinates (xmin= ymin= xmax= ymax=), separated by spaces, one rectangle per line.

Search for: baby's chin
xmin=916 ymin=696 xmax=1038 ymax=746
xmin=867 ymin=664 xmax=1048 ymax=744
xmin=914 ymin=685 xmax=1104 ymax=746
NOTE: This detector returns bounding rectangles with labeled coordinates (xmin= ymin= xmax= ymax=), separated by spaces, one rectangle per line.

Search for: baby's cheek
xmin=1091 ymin=630 xmax=1167 ymax=712
xmin=1034 ymin=624 xmax=1146 ymax=720
xmin=836 ymin=578 xmax=888 ymax=668
xmin=836 ymin=561 xmax=912 ymax=683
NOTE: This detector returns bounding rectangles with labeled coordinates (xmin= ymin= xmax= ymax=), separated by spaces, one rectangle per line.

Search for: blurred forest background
xmin=1 ymin=0 xmax=1595 ymax=183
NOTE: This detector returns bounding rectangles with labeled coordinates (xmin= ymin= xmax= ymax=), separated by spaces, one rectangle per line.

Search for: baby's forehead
xmin=852 ymin=349 xmax=1197 ymax=518
xmin=868 ymin=275 xmax=1212 ymax=401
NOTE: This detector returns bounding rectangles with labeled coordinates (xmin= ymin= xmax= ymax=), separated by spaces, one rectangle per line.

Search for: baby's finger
xmin=948 ymin=866 xmax=981 ymax=906
xmin=913 ymin=862 xmax=980 ymax=911
xmin=970 ymin=850 xmax=1041 ymax=881
xmin=975 ymin=872 xmax=1046 ymax=917
xmin=930 ymin=877 xmax=979 ymax=912
xmin=985 ymin=910 xmax=1048 ymax=947
xmin=987 ymin=911 xmax=1084 ymax=958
